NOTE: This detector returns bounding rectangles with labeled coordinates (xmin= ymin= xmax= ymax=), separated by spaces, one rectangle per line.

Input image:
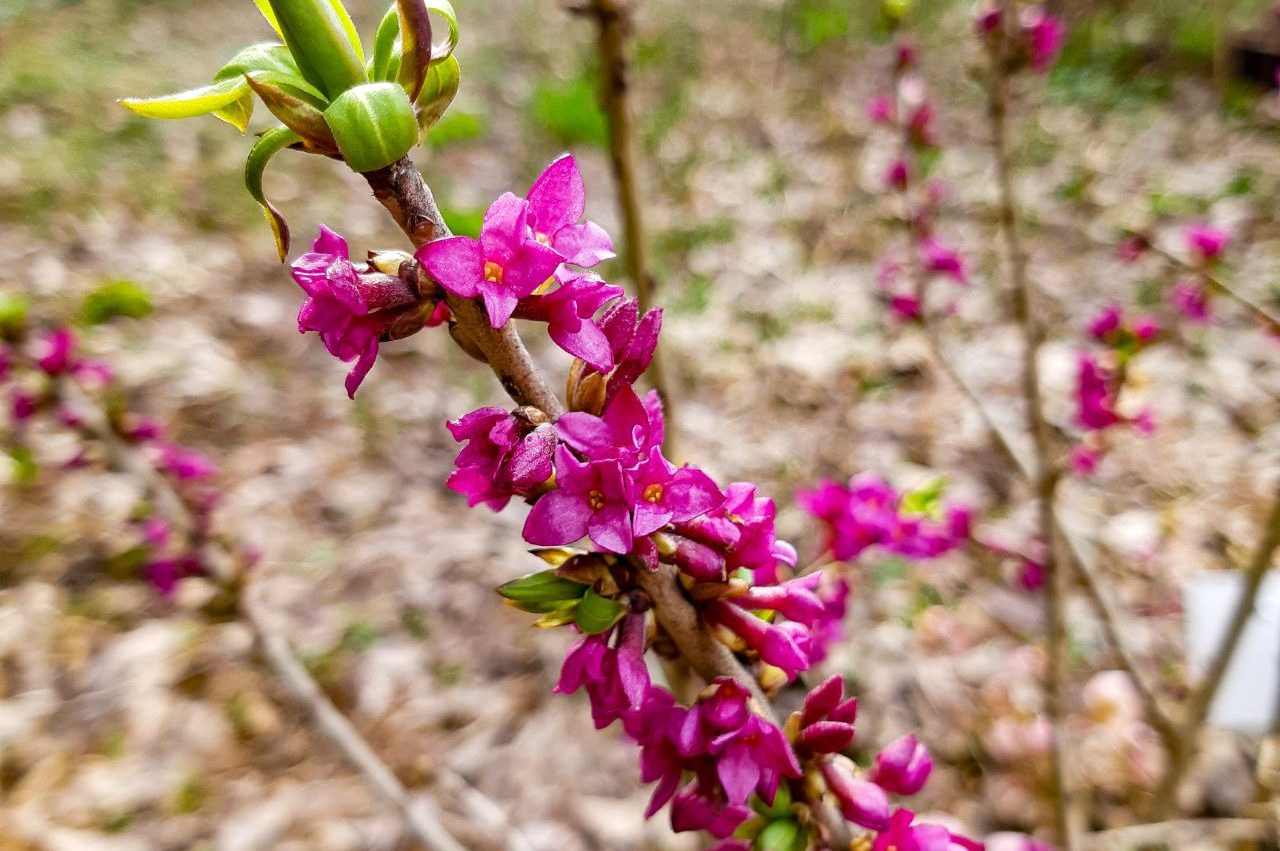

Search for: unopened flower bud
xmin=821 ymin=757 xmax=890 ymax=831
xmin=869 ymin=733 xmax=933 ymax=796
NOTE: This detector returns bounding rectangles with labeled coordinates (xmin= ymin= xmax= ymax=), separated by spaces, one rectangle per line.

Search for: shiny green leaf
xmin=752 ymin=819 xmax=806 ymax=851
xmin=496 ymin=569 xmax=589 ymax=605
xmin=214 ymin=94 xmax=255 ymax=132
xmin=416 ymin=54 xmax=460 ymax=134
xmin=574 ymin=589 xmax=625 ymax=635
xmin=214 ymin=42 xmax=300 ymax=82
xmin=245 ymin=126 xmax=301 ymax=261
xmin=370 ymin=6 xmax=401 ymax=82
xmin=266 ymin=0 xmax=366 ymax=98
xmin=245 ymin=74 xmax=337 ymax=152
xmin=323 ymin=82 xmax=418 ymax=173
xmin=118 ymin=78 xmax=252 ymax=130
xmin=395 ymin=0 xmax=433 ymax=101
xmin=424 ymin=0 xmax=459 ymax=61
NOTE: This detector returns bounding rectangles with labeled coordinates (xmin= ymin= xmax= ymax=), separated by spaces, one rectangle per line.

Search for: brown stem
xmin=985 ymin=25 xmax=1077 ymax=848
xmin=1150 ymin=479 xmax=1280 ymax=816
xmin=579 ymin=0 xmax=679 ymax=454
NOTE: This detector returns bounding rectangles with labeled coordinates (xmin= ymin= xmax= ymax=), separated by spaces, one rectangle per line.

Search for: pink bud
xmin=821 ymin=759 xmax=890 ymax=830
xmin=870 ymin=733 xmax=933 ymax=796
xmin=800 ymin=675 xmax=845 ymax=727
xmin=799 ymin=720 xmax=855 ymax=754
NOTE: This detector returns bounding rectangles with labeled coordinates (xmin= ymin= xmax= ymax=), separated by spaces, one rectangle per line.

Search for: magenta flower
xmin=1087 ymin=304 xmax=1122 ymax=341
xmin=33 ymin=328 xmax=75 ymax=376
xmin=292 ymin=227 xmax=420 ymax=397
xmin=11 ymin=390 xmax=38 ymax=422
xmin=420 ymin=193 xmax=562 ymax=328
xmin=556 ymin=385 xmax=662 ymax=466
xmin=445 ymin=407 xmax=556 ymax=510
xmin=522 ymin=155 xmax=616 ymax=268
xmin=1069 ymin=444 xmax=1102 ymax=477
xmin=524 ymin=447 xmax=633 ymax=553
xmin=711 ymin=711 xmax=802 ymax=806
xmin=630 ymin=447 xmax=724 ymax=537
xmin=1075 ymin=354 xmax=1120 ymax=430
xmin=596 ymin=297 xmax=663 ymax=403
xmin=874 ymin=810 xmax=955 ymax=851
xmin=1116 ymin=234 xmax=1150 ymax=263
xmin=890 ymin=294 xmax=923 ymax=322
xmin=921 ymin=237 xmax=967 ymax=284
xmin=1185 ymin=223 xmax=1229 ymax=263
xmin=1133 ymin=314 xmax=1160 ymax=342
xmin=886 ymin=158 xmax=910 ymax=191
xmin=870 ymin=733 xmax=933 ymax=796
xmin=1022 ymin=7 xmax=1065 ymax=73
xmin=1171 ymin=280 xmax=1212 ymax=324
xmin=143 ymin=555 xmax=204 ymax=598
xmin=868 ymin=94 xmax=895 ymax=124
xmin=706 ymin=598 xmax=812 ymax=679
xmin=555 ymin=611 xmax=650 ymax=729
xmin=670 ymin=783 xmax=752 ymax=839
xmin=654 ymin=532 xmax=727 ymax=581
xmin=156 ymin=443 xmax=217 ymax=482
xmin=516 ymin=272 xmax=623 ymax=371
xmin=823 ymin=759 xmax=890 ymax=830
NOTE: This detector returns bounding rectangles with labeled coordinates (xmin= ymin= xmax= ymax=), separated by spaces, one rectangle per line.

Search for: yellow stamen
xmin=643 ymin=483 xmax=664 ymax=504
xmin=483 ymin=261 xmax=504 ymax=283
xmin=588 ymin=490 xmax=606 ymax=511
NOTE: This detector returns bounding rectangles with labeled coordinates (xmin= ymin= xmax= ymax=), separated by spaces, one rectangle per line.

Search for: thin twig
xmin=242 ymin=594 xmax=469 ymax=851
xmin=54 ymin=377 xmax=485 ymax=851
xmin=1082 ymin=817 xmax=1274 ymax=850
xmin=984 ymin=14 xmax=1076 ymax=845
xmin=1150 ymin=477 xmax=1280 ymax=816
xmin=574 ymin=0 xmax=679 ymax=455
xmin=1148 ymin=243 xmax=1280 ymax=331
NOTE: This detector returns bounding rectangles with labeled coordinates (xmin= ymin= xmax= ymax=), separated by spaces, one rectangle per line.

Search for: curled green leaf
xmin=574 ymin=589 xmax=626 ymax=635
xmin=323 ymin=81 xmax=419 ymax=173
xmin=416 ymin=54 xmax=460 ymax=135
xmin=424 ymin=0 xmax=459 ymax=61
xmin=245 ymin=126 xmax=301 ymax=261
xmin=370 ymin=6 xmax=402 ymax=82
xmin=245 ymin=74 xmax=338 ymax=153
xmin=118 ymin=78 xmax=253 ymax=130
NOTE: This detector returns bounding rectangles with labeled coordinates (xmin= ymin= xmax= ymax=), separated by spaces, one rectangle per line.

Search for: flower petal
xmin=523 ymin=489 xmax=592 ymax=546
xmin=554 ymin=220 xmax=615 ymax=267
xmin=588 ymin=502 xmax=633 ymax=553
xmin=479 ymin=192 xmax=528 ymax=266
xmin=525 ymin=154 xmax=585 ymax=238
xmin=421 ymin=236 xmax=484 ymax=298
xmin=481 ymin=282 xmax=520 ymax=328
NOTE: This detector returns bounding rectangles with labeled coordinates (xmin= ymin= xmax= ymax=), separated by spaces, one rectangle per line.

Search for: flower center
xmin=588 ymin=489 xmax=606 ymax=511
xmin=642 ymin=483 xmax=664 ymax=504
xmin=535 ymin=231 xmax=553 ymax=247
xmin=483 ymin=261 xmax=505 ymax=283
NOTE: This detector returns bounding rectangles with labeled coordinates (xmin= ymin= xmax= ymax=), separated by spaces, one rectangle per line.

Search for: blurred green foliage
xmin=528 ymin=70 xmax=608 ymax=149
xmin=80 ymin=280 xmax=153 ymax=325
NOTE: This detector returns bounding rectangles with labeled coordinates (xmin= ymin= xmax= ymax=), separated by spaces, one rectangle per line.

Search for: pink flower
xmin=522 ymin=154 xmax=615 ymax=268
xmin=886 ymin=158 xmax=910 ymax=191
xmin=628 ymin=448 xmax=724 ymax=537
xmin=555 ymin=610 xmax=649 ymax=729
xmin=1171 ymin=280 xmax=1212 ymax=324
xmin=445 ymin=407 xmax=556 ymax=510
xmin=11 ymin=390 xmax=38 ymax=422
xmin=143 ymin=555 xmax=204 ymax=597
xmin=1116 ymin=234 xmax=1150 ymax=263
xmin=823 ymin=759 xmax=890 ymax=830
xmin=921 ymin=237 xmax=967 ymax=284
xmin=33 ymin=328 xmax=75 ymax=376
xmin=1069 ymin=444 xmax=1102 ymax=476
xmin=868 ymin=94 xmax=895 ymax=124
xmin=870 ymin=733 xmax=933 ymax=795
xmin=873 ymin=809 xmax=954 ymax=851
xmin=156 ymin=443 xmax=217 ymax=482
xmin=1087 ymin=304 xmax=1122 ymax=341
xmin=420 ymin=194 xmax=561 ymax=328
xmin=795 ymin=674 xmax=858 ymax=754
xmin=1022 ymin=7 xmax=1065 ymax=73
xmin=524 ymin=447 xmax=633 ymax=553
xmin=1075 ymin=354 xmax=1120 ymax=430
xmin=556 ymin=385 xmax=663 ymax=466
xmin=890 ymin=295 xmax=922 ymax=322
xmin=1185 ymin=223 xmax=1229 ymax=263
xmin=706 ymin=598 xmax=812 ymax=679
xmin=596 ymin=297 xmax=663 ymax=404
xmin=515 ymin=272 xmax=622 ymax=372
xmin=1133 ymin=314 xmax=1160 ymax=342
xmin=292 ymin=227 xmax=420 ymax=397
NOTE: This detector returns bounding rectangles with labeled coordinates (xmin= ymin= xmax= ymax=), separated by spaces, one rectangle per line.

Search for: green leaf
xmin=425 ymin=0 xmax=459 ymax=61
xmin=496 ymin=569 xmax=589 ymax=604
xmin=0 ymin=293 xmax=29 ymax=338
xmin=81 ymin=280 xmax=153 ymax=325
xmin=370 ymin=6 xmax=402 ymax=82
xmin=395 ymin=0 xmax=433 ymax=102
xmin=215 ymin=42 xmax=301 ymax=83
xmin=245 ymin=126 xmax=301 ymax=261
xmin=324 ymin=82 xmax=419 ymax=173
xmin=901 ymin=477 xmax=946 ymax=518
xmin=245 ymin=74 xmax=338 ymax=152
xmin=752 ymin=819 xmax=806 ymax=851
xmin=416 ymin=54 xmax=460 ymax=135
xmin=10 ymin=445 xmax=37 ymax=486
xmin=266 ymin=0 xmax=367 ymax=98
xmin=252 ymin=0 xmax=285 ymax=39
xmin=751 ymin=784 xmax=793 ymax=819
xmin=118 ymin=78 xmax=253 ymax=131
xmin=574 ymin=589 xmax=626 ymax=635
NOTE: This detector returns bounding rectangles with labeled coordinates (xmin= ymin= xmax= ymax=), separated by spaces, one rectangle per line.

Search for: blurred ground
xmin=3 ymin=0 xmax=1280 ymax=848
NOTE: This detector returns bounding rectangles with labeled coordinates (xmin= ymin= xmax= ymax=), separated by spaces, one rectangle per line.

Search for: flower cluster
xmin=1070 ymin=304 xmax=1158 ymax=475
xmin=866 ymin=41 xmax=968 ymax=323
xmin=1115 ymin=223 xmax=1229 ymax=327
xmin=2 ymin=325 xmax=224 ymax=596
xmin=291 ymin=226 xmax=448 ymax=398
xmin=422 ymin=160 xmax=995 ymax=846
xmin=975 ymin=3 xmax=1065 ymax=74
xmin=799 ymin=474 xmax=972 ymax=563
